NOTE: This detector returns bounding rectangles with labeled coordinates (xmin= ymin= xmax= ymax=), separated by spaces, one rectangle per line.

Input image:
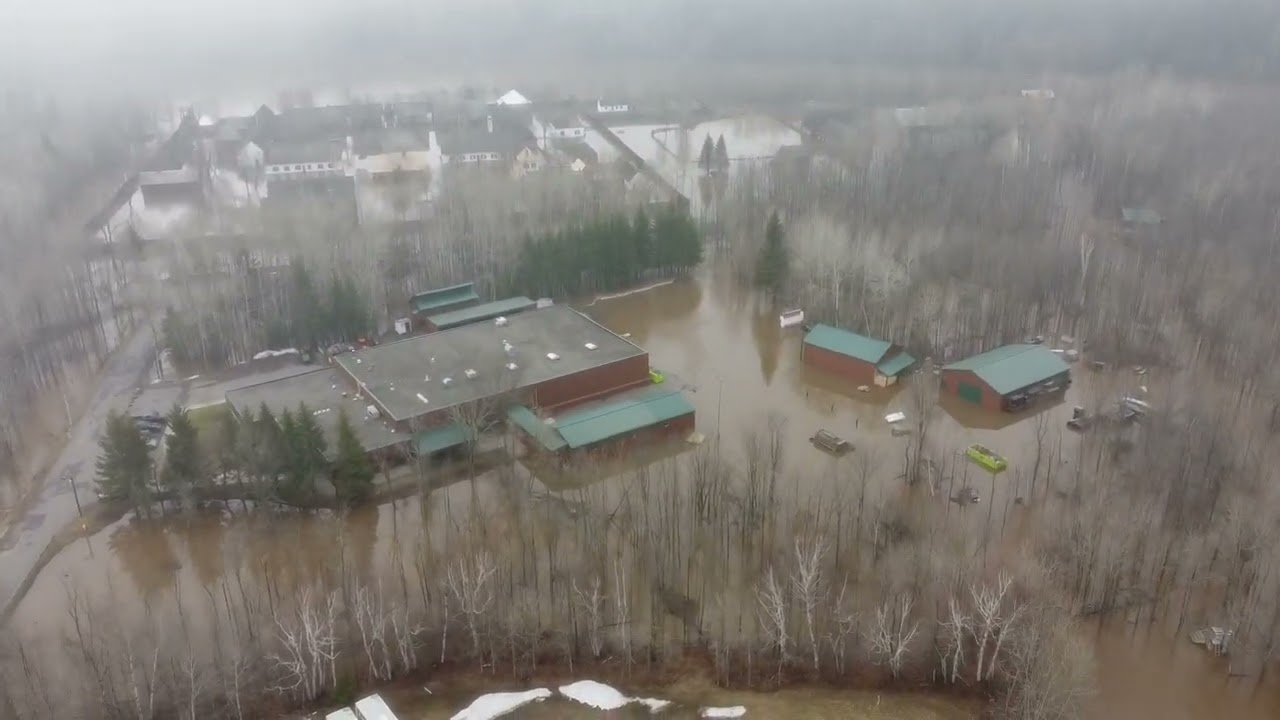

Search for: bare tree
xmin=869 ymin=594 xmax=919 ymax=679
xmin=446 ymin=551 xmax=497 ymax=669
xmin=791 ymin=537 xmax=828 ymax=672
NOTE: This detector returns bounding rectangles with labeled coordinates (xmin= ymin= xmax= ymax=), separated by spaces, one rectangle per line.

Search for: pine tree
xmin=698 ymin=135 xmax=714 ymax=174
xmin=161 ymin=306 xmax=195 ymax=369
xmin=755 ymin=211 xmax=789 ymax=297
xmin=331 ymin=409 xmax=375 ymax=506
xmin=96 ymin=412 xmax=154 ymax=518
xmin=289 ymin=261 xmax=322 ymax=351
xmin=279 ymin=402 xmax=328 ymax=502
xmin=714 ymin=135 xmax=730 ymax=173
xmin=160 ymin=404 xmax=202 ymax=508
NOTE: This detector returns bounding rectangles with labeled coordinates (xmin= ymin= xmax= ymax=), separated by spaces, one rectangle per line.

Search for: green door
xmin=958 ymin=382 xmax=983 ymax=404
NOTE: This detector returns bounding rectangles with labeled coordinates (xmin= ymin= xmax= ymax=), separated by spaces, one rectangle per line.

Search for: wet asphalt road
xmin=0 ymin=321 xmax=157 ymax=621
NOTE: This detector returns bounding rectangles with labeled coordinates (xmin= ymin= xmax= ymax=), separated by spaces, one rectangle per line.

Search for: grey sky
xmin=4 ymin=0 xmax=1279 ymax=100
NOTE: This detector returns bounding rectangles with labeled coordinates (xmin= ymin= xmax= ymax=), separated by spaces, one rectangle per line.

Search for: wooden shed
xmin=940 ymin=344 xmax=1071 ymax=412
xmin=801 ymin=324 xmax=914 ymax=387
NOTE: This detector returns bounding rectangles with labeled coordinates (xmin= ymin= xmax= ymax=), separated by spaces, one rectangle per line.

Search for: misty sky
xmin=4 ymin=0 xmax=1279 ymax=101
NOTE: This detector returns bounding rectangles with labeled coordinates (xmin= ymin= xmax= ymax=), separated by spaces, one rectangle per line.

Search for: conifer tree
xmin=755 ymin=211 xmax=790 ymax=296
xmin=96 ymin=412 xmax=154 ymax=518
xmin=698 ymin=135 xmax=714 ymax=173
xmin=161 ymin=404 xmax=202 ymax=508
xmin=714 ymin=135 xmax=730 ymax=172
xmin=332 ymin=409 xmax=375 ymax=506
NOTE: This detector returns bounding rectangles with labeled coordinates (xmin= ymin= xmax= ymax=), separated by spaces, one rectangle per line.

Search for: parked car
xmin=810 ymin=429 xmax=851 ymax=455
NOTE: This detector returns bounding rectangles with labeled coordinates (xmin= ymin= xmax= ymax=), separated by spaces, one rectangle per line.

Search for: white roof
xmin=353 ymin=693 xmax=399 ymax=720
xmin=494 ymin=89 xmax=532 ymax=105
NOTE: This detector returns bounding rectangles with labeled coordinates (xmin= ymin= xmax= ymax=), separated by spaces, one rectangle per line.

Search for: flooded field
xmin=7 ymin=265 xmax=1277 ymax=718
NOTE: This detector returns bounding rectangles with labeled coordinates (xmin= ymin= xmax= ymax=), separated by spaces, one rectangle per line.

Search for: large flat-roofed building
xmin=335 ymin=305 xmax=650 ymax=423
xmin=225 ymin=368 xmax=407 ymax=456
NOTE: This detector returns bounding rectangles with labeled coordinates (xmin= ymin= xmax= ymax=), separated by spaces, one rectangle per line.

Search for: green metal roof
xmin=428 ymin=296 xmax=535 ymax=330
xmin=507 ymin=405 xmax=567 ymax=452
xmin=943 ymin=345 xmax=1070 ymax=395
xmin=411 ymin=282 xmax=479 ymax=313
xmin=803 ymin=324 xmax=891 ymax=364
xmin=1122 ymin=207 xmax=1163 ymax=225
xmin=554 ymin=389 xmax=694 ymax=450
xmin=876 ymin=352 xmax=915 ymax=377
xmin=412 ymin=422 xmax=474 ymax=455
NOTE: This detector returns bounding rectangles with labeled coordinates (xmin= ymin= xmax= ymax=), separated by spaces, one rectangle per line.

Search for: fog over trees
xmin=2 ymin=0 xmax=1280 ymax=718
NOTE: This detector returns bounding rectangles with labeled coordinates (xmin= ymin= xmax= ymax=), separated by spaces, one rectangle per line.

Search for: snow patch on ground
xmin=449 ymin=688 xmax=552 ymax=720
xmin=557 ymin=681 xmax=673 ymax=713
xmin=558 ymin=680 xmax=631 ymax=710
xmin=700 ymin=706 xmax=747 ymax=718
xmin=635 ymin=697 xmax=674 ymax=712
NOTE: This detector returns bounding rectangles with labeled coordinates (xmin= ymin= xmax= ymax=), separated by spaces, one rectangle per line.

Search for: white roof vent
xmin=416 ymin=393 xmax=430 ymax=405
xmin=505 ymin=362 xmax=518 ymax=371
xmin=423 ymin=374 xmax=430 ymax=382
xmin=584 ymin=342 xmax=598 ymax=350
xmin=464 ymin=369 xmax=478 ymax=379
xmin=494 ymin=316 xmax=509 ymax=327
xmin=442 ymin=377 xmax=453 ymax=385
xmin=366 ymin=405 xmax=379 ymax=418
xmin=546 ymin=352 xmax=560 ymax=361
xmin=503 ymin=340 xmax=514 ymax=353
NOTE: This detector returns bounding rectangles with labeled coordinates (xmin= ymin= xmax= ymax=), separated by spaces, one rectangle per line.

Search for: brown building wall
xmin=801 ymin=343 xmax=877 ymax=385
xmin=535 ymin=353 xmax=650 ymax=412
xmin=939 ymin=369 xmax=1003 ymax=412
xmin=575 ymin=411 xmax=695 ymax=456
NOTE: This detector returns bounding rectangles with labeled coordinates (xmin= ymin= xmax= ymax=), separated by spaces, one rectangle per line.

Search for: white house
xmin=597 ymin=100 xmax=630 ymax=113
xmin=493 ymin=89 xmax=532 ymax=106
xmin=352 ymin=128 xmax=438 ymax=174
xmin=529 ymin=109 xmax=587 ymax=150
xmin=263 ymin=138 xmax=351 ymax=180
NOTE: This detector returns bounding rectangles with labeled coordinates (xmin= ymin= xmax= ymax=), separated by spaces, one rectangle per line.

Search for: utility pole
xmin=67 ymin=473 xmax=83 ymax=518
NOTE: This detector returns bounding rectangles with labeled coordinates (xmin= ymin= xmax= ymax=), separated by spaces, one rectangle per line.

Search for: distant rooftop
xmin=335 ymin=305 xmax=644 ymax=422
xmin=138 ymin=167 xmax=200 ymax=186
xmin=804 ymin=324 xmax=892 ymax=364
xmin=943 ymin=344 xmax=1070 ymax=395
xmin=428 ymin=296 xmax=535 ymax=330
xmin=225 ymin=368 xmax=405 ymax=455
xmin=436 ymin=125 xmax=534 ymax=156
xmin=265 ymin=138 xmax=346 ymax=165
xmin=353 ymin=126 xmax=432 ymax=156
xmin=411 ymin=282 xmax=479 ymax=314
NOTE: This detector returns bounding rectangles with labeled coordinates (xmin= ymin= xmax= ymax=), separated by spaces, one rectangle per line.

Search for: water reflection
xmin=108 ymin=520 xmax=181 ymax=599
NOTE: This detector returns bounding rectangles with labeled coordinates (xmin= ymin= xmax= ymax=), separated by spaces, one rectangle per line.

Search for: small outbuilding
xmin=424 ymin=296 xmax=536 ymax=332
xmin=410 ymin=282 xmax=480 ymax=320
xmin=801 ymin=324 xmax=915 ymax=387
xmin=941 ymin=344 xmax=1071 ymax=412
xmin=508 ymin=386 xmax=695 ymax=456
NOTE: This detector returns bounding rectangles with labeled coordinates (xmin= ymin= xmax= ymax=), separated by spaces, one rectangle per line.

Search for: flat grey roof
xmin=335 ymin=305 xmax=644 ymax=422
xmin=225 ymin=368 xmax=406 ymax=454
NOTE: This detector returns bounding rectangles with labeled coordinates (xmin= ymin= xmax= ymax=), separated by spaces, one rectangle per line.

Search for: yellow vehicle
xmin=966 ymin=444 xmax=1008 ymax=473
xmin=649 ymin=368 xmax=666 ymax=384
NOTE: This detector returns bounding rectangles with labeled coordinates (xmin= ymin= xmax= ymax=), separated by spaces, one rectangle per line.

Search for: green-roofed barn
xmin=425 ymin=296 xmax=536 ymax=332
xmin=941 ymin=344 xmax=1071 ymax=412
xmin=508 ymin=385 xmax=695 ymax=456
xmin=802 ymin=324 xmax=915 ymax=387
xmin=410 ymin=282 xmax=480 ymax=320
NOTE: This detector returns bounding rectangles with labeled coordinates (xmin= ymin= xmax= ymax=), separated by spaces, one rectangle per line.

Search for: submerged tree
xmin=714 ymin=134 xmax=730 ymax=173
xmin=755 ymin=210 xmax=789 ymax=297
xmin=95 ymin=412 xmax=154 ymax=517
xmin=331 ymin=409 xmax=375 ymax=506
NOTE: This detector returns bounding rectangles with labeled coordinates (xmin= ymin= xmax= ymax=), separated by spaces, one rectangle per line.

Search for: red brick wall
xmin=939 ymin=369 xmax=1003 ymax=412
xmin=535 ymin=353 xmax=650 ymax=411
xmin=801 ymin=343 xmax=877 ymax=385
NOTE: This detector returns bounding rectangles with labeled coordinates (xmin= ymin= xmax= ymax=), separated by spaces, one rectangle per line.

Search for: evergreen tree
xmin=96 ymin=412 xmax=154 ymax=518
xmin=755 ymin=211 xmax=790 ymax=296
xmin=331 ymin=409 xmax=375 ymax=506
xmin=161 ymin=306 xmax=196 ymax=369
xmin=714 ymin=135 xmax=730 ymax=173
xmin=698 ymin=135 xmax=714 ymax=173
xmin=280 ymin=403 xmax=328 ymax=502
xmin=160 ymin=404 xmax=202 ymax=508
xmin=289 ymin=261 xmax=323 ymax=351
xmin=329 ymin=271 xmax=370 ymax=344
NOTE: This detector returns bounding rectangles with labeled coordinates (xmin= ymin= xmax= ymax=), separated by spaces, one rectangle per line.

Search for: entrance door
xmin=958 ymin=382 xmax=983 ymax=404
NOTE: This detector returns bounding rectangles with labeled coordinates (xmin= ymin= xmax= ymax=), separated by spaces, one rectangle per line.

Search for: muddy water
xmin=9 ymin=266 xmax=1278 ymax=718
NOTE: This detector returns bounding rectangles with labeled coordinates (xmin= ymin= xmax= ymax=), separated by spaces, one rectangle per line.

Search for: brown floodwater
xmin=8 ymin=266 xmax=1278 ymax=719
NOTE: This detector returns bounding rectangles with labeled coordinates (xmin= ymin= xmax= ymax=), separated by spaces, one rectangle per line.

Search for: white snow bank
xmin=252 ymin=348 xmax=300 ymax=360
xmin=557 ymin=681 xmax=673 ymax=713
xmin=449 ymin=689 xmax=552 ymax=720
xmin=559 ymin=680 xmax=631 ymax=710
xmin=701 ymin=707 xmax=747 ymax=718
xmin=635 ymin=697 xmax=674 ymax=712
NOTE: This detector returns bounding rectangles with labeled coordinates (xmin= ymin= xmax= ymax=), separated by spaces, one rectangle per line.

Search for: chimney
xmin=486 ymin=115 xmax=493 ymax=134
